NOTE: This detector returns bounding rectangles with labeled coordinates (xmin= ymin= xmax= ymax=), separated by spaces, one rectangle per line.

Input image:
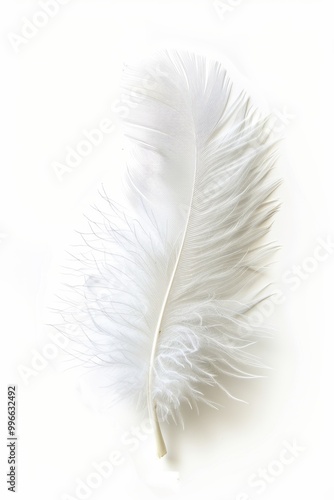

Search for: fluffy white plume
xmin=59 ymin=51 xmax=280 ymax=458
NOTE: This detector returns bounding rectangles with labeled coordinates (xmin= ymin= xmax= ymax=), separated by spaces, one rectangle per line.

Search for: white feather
xmin=59 ymin=51 xmax=280 ymax=458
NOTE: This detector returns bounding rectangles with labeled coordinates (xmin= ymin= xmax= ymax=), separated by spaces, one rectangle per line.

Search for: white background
xmin=1 ymin=1 xmax=334 ymax=499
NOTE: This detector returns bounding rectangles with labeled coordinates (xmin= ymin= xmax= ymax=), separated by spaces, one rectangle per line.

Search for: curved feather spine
xmin=59 ymin=51 xmax=280 ymax=460
xmin=147 ymin=145 xmax=198 ymax=458
xmin=120 ymin=53 xmax=275 ymax=456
